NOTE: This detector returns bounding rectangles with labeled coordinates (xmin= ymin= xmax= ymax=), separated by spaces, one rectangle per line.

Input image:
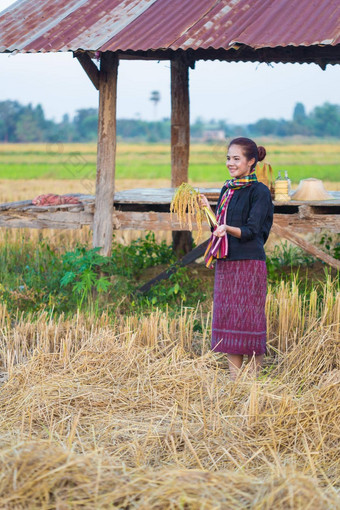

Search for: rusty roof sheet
xmin=0 ymin=0 xmax=339 ymax=54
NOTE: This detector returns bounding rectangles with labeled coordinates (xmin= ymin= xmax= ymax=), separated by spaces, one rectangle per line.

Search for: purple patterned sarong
xmin=211 ymin=259 xmax=267 ymax=356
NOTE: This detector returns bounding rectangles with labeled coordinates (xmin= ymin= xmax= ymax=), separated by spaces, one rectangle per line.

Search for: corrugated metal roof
xmin=0 ymin=0 xmax=339 ymax=54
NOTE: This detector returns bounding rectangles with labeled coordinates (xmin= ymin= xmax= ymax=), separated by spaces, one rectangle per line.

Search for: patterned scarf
xmin=204 ymin=172 xmax=258 ymax=269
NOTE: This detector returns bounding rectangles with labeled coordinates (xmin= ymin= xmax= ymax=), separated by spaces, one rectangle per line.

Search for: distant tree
xmin=0 ymin=100 xmax=23 ymax=141
xmin=0 ymin=118 xmax=5 ymax=140
xmin=191 ymin=117 xmax=205 ymax=139
xmin=73 ymin=108 xmax=98 ymax=141
xmin=275 ymin=120 xmax=295 ymax=137
xmin=229 ymin=125 xmax=249 ymax=137
xmin=57 ymin=113 xmax=76 ymax=142
xmin=35 ymin=104 xmax=45 ymax=128
xmin=15 ymin=104 xmax=44 ymax=142
xmin=2 ymin=98 xmax=340 ymax=143
xmin=248 ymin=118 xmax=279 ymax=136
xmin=310 ymin=102 xmax=340 ymax=137
xmin=293 ymin=102 xmax=307 ymax=123
xmin=150 ymin=91 xmax=161 ymax=119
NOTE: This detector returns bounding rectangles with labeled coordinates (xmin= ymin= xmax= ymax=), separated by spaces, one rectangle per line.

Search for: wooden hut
xmin=0 ymin=0 xmax=339 ymax=269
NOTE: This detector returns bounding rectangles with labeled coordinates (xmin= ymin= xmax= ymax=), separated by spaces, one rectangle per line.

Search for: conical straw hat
xmin=291 ymin=178 xmax=333 ymax=201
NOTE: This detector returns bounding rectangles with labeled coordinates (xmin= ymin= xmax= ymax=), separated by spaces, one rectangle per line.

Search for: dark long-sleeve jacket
xmin=213 ymin=182 xmax=274 ymax=261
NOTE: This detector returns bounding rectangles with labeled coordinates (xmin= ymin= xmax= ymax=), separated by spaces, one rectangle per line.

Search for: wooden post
xmin=93 ymin=52 xmax=118 ymax=256
xmin=171 ymin=55 xmax=192 ymax=255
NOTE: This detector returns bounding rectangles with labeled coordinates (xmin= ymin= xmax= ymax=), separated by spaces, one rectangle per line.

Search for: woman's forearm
xmin=213 ymin=224 xmax=242 ymax=239
xmin=226 ymin=225 xmax=241 ymax=238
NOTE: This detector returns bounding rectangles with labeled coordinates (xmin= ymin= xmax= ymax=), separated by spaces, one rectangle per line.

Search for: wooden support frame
xmin=93 ymin=52 xmax=118 ymax=256
xmin=74 ymin=52 xmax=100 ymax=90
xmin=272 ymin=223 xmax=340 ymax=270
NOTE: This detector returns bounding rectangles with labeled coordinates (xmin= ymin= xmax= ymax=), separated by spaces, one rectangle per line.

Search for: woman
xmin=199 ymin=137 xmax=274 ymax=380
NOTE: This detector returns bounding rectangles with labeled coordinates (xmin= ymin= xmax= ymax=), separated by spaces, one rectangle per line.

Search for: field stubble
xmin=0 ymin=277 xmax=339 ymax=509
xmin=0 ymin=142 xmax=339 ymax=508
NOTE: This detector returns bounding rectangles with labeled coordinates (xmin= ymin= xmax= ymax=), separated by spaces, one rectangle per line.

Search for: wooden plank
xmin=112 ymin=211 xmax=195 ymax=230
xmin=137 ymin=240 xmax=209 ymax=294
xmin=0 ymin=195 xmax=94 ymax=212
xmin=274 ymin=214 xmax=340 ymax=232
xmin=0 ymin=210 xmax=93 ymax=229
xmin=93 ymin=52 xmax=118 ymax=256
xmin=112 ymin=211 xmax=340 ymax=233
xmin=112 ymin=211 xmax=209 ymax=231
xmin=1 ymin=209 xmax=337 ymax=233
xmin=1 ymin=189 xmax=340 ymax=210
xmin=271 ymin=223 xmax=340 ymax=270
xmin=113 ymin=187 xmax=221 ymax=204
xmin=22 ymin=205 xmax=84 ymax=212
xmin=111 ymin=188 xmax=340 ymax=207
xmin=118 ymin=51 xmax=169 ymax=61
xmin=75 ymin=52 xmax=100 ymax=90
xmin=0 ymin=200 xmax=33 ymax=211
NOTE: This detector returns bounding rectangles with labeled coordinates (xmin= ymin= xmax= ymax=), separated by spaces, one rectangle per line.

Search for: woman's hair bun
xmin=257 ymin=145 xmax=266 ymax=162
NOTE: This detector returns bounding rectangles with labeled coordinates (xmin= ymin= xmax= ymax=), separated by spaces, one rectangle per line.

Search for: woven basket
xmin=291 ymin=178 xmax=333 ymax=201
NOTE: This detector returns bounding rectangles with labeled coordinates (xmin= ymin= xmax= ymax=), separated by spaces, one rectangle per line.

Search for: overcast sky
xmin=1 ymin=0 xmax=340 ymax=124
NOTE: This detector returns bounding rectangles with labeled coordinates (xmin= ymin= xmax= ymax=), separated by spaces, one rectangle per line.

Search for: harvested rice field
xmin=0 ymin=279 xmax=339 ymax=509
xmin=0 ymin=141 xmax=339 ymax=508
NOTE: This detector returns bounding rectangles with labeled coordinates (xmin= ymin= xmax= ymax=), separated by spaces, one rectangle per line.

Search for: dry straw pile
xmin=0 ymin=279 xmax=339 ymax=509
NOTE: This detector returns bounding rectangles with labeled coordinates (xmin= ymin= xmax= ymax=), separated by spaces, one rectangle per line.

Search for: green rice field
xmin=0 ymin=141 xmax=339 ymax=183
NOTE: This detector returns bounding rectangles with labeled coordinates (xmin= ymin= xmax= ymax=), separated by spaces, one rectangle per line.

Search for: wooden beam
xmin=0 ymin=210 xmax=92 ymax=229
xmin=274 ymin=214 xmax=340 ymax=233
xmin=0 ymin=199 xmax=33 ymax=210
xmin=104 ymin=44 xmax=340 ymax=66
xmin=112 ymin=211 xmax=208 ymax=231
xmin=75 ymin=52 xmax=100 ymax=90
xmin=93 ymin=52 xmax=118 ymax=256
xmin=271 ymin=223 xmax=340 ymax=270
xmin=1 ymin=208 xmax=339 ymax=233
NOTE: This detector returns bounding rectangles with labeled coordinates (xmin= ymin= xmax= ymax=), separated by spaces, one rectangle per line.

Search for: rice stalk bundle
xmin=170 ymin=183 xmax=217 ymax=242
xmin=256 ymin=162 xmax=274 ymax=194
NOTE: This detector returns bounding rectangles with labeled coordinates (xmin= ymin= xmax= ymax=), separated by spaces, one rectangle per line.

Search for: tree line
xmin=0 ymin=100 xmax=340 ymax=143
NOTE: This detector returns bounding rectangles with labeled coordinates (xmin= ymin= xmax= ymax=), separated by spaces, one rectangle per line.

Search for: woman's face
xmin=226 ymin=144 xmax=255 ymax=178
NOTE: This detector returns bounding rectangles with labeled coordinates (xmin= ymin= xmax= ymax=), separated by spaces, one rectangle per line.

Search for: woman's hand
xmin=198 ymin=194 xmax=210 ymax=209
xmin=213 ymin=225 xmax=228 ymax=237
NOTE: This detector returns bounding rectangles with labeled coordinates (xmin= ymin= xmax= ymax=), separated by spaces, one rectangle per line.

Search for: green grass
xmin=0 ymin=162 xmax=339 ymax=183
xmin=0 ymin=142 xmax=339 ymax=183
